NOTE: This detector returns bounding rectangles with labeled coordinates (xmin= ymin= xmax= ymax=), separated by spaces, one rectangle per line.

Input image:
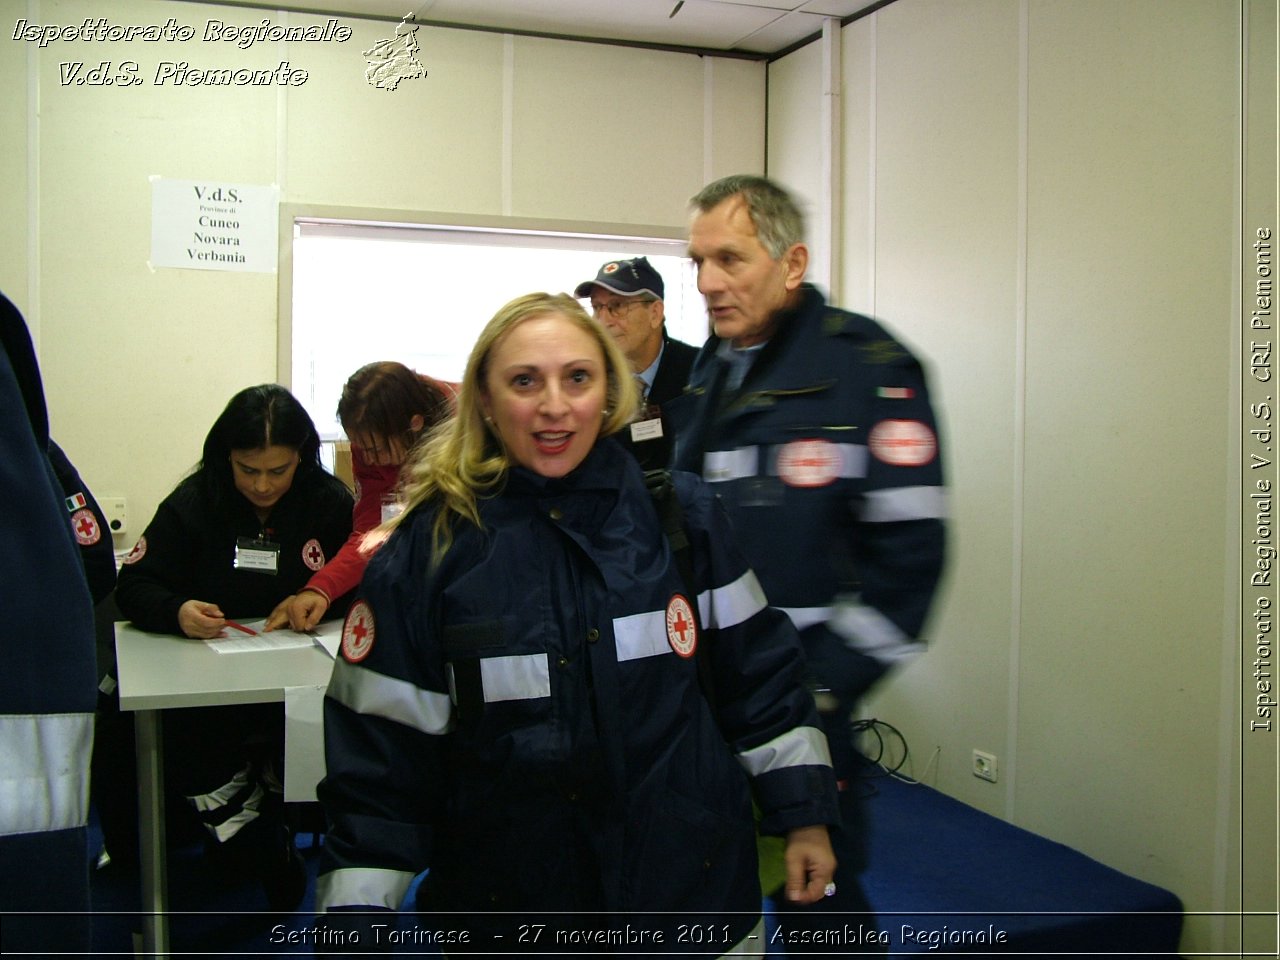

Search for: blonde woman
xmin=316 ymin=293 xmax=838 ymax=954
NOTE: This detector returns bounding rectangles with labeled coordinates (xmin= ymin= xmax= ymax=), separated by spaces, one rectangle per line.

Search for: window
xmin=288 ymin=216 xmax=707 ymax=441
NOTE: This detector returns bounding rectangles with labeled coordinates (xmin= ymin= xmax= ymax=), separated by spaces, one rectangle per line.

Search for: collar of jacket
xmin=689 ymin=284 xmax=838 ymax=414
xmin=490 ymin=439 xmax=642 ymax=550
xmin=502 ymin=436 xmax=638 ymax=500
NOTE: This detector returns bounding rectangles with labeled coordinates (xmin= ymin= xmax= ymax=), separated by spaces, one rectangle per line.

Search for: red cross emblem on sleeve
xmin=666 ymin=594 xmax=697 ymax=659
xmin=867 ymin=419 xmax=937 ymax=467
xmin=341 ymin=600 xmax=376 ymax=663
xmin=302 ymin=538 xmax=326 ymax=571
xmin=70 ymin=508 xmax=101 ymax=546
xmin=777 ymin=438 xmax=840 ymax=488
xmin=123 ymin=536 xmax=147 ymax=565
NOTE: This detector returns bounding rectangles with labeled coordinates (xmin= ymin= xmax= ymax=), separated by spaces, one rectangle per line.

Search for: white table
xmin=114 ymin=621 xmax=340 ymax=958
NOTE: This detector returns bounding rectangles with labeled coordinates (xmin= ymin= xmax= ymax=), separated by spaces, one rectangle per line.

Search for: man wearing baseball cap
xmin=575 ymin=256 xmax=698 ymax=470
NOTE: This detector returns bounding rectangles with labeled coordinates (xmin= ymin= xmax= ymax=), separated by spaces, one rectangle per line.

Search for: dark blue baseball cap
xmin=574 ymin=256 xmax=664 ymax=300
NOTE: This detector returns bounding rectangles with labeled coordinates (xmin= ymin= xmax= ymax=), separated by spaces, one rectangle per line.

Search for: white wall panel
xmin=769 ymin=0 xmax=1239 ymax=952
xmin=6 ymin=0 xmax=764 ymax=535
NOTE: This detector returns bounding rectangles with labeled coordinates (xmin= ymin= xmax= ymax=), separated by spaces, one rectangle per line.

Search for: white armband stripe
xmin=0 ymin=713 xmax=92 ymax=837
xmin=613 ymin=571 xmax=768 ymax=661
xmin=862 ymin=486 xmax=946 ymax=522
xmin=767 ymin=442 xmax=867 ymax=479
xmin=317 ymin=866 xmax=416 ymax=911
xmin=327 ymin=659 xmax=454 ymax=735
xmin=702 ymin=447 xmax=759 ymax=483
xmin=699 ymin=569 xmax=769 ymax=630
xmin=736 ymin=725 xmax=832 ymax=777
xmin=778 ymin=606 xmax=833 ymax=632
xmin=829 ymin=601 xmax=921 ymax=665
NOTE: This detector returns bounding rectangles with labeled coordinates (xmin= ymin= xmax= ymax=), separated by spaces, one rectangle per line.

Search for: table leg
xmin=135 ymin=708 xmax=169 ymax=958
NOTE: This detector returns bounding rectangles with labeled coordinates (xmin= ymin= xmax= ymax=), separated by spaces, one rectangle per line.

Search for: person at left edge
xmin=0 ymin=292 xmax=96 ymax=955
xmin=315 ymin=293 xmax=838 ymax=954
xmin=114 ymin=383 xmax=354 ymax=910
xmin=46 ymin=437 xmax=125 ymax=873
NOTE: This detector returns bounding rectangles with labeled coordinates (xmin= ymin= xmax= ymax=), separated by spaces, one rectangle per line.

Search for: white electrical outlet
xmin=972 ymin=749 xmax=998 ymax=783
xmin=100 ymin=497 xmax=128 ymax=535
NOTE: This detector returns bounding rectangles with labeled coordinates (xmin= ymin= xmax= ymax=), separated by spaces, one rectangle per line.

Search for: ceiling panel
xmin=700 ymin=0 xmax=808 ymax=9
xmin=417 ymin=0 xmax=784 ymax=50
xmin=730 ymin=9 xmax=833 ymax=53
xmin=798 ymin=0 xmax=879 ymax=16
xmin=181 ymin=0 xmax=884 ymax=55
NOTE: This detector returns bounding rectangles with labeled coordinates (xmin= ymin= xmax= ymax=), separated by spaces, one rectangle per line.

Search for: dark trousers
xmin=91 ymin=693 xmax=285 ymax=869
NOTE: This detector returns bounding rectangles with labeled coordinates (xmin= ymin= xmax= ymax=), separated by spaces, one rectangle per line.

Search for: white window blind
xmin=290 ymin=218 xmax=707 ymax=441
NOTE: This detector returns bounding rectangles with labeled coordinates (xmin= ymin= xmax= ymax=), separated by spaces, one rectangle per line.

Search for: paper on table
xmin=310 ymin=621 xmax=342 ymax=659
xmin=294 ymin=618 xmax=345 ymax=659
xmin=206 ymin=619 xmax=315 ymax=654
xmin=284 ymin=682 xmax=329 ymax=802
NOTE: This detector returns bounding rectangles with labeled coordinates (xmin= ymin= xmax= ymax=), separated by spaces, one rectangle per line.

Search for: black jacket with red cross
xmin=47 ymin=439 xmax=116 ymax=606
xmin=669 ymin=283 xmax=947 ymax=716
xmin=115 ymin=466 xmax=353 ymax=634
xmin=315 ymin=438 xmax=838 ymax=941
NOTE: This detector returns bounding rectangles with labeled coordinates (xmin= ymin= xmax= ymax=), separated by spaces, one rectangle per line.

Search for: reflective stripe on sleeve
xmin=779 ymin=606 xmax=833 ymax=632
xmin=317 ymin=866 xmax=416 ymax=911
xmin=767 ymin=442 xmax=867 ymax=479
xmin=861 ymin=485 xmax=946 ymax=522
xmin=828 ymin=599 xmax=921 ymax=666
xmin=613 ymin=570 xmax=770 ymax=662
xmin=736 ymin=725 xmax=832 ymax=777
xmin=479 ymin=653 xmax=550 ymax=702
xmin=699 ymin=569 xmax=769 ymax=630
xmin=0 ymin=712 xmax=92 ymax=837
xmin=327 ymin=658 xmax=454 ymax=735
xmin=702 ymin=447 xmax=759 ymax=483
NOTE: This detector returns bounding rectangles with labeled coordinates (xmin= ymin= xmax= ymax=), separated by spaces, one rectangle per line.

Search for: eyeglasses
xmin=590 ymin=299 xmax=652 ymax=319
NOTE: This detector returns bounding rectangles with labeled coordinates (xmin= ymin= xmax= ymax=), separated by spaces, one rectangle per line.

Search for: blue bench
xmin=860 ymin=776 xmax=1183 ymax=955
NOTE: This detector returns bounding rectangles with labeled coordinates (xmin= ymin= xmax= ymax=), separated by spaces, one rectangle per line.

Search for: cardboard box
xmin=333 ymin=440 xmax=354 ymax=493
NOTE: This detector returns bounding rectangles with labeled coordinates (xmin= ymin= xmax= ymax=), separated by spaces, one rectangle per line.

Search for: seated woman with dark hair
xmin=114 ymin=383 xmax=353 ymax=910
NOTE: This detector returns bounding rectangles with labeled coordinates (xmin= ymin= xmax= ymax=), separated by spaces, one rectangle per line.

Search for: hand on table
xmin=178 ymin=599 xmax=226 ymax=639
xmin=264 ymin=590 xmax=330 ymax=632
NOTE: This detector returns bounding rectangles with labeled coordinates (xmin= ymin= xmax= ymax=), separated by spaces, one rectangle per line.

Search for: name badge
xmin=630 ymin=417 xmax=664 ymax=443
xmin=381 ymin=493 xmax=405 ymax=524
xmin=234 ymin=537 xmax=281 ymax=574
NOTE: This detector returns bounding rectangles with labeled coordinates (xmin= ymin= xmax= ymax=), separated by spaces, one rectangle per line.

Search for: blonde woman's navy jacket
xmin=669 ymin=284 xmax=947 ymax=715
xmin=316 ymin=439 xmax=837 ymax=943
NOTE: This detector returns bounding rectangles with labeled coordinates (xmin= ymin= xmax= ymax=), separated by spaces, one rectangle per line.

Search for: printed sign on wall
xmin=149 ymin=177 xmax=279 ymax=273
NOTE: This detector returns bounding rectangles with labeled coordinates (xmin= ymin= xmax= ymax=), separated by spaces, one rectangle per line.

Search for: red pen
xmin=224 ymin=619 xmax=258 ymax=636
